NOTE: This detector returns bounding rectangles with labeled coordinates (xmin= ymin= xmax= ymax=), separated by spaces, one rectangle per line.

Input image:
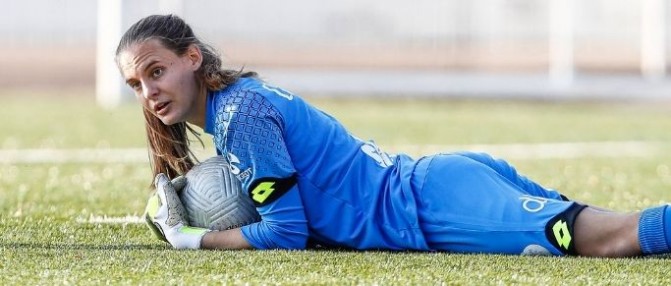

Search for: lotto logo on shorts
xmin=552 ymin=220 xmax=572 ymax=250
xmin=544 ymin=203 xmax=585 ymax=255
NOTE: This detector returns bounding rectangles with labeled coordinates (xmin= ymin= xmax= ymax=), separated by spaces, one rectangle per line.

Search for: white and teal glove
xmin=144 ymin=175 xmax=185 ymax=243
xmin=144 ymin=173 xmax=210 ymax=249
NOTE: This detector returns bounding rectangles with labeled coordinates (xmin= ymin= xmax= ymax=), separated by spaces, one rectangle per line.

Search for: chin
xmin=157 ymin=109 xmax=187 ymax=126
xmin=159 ymin=116 xmax=180 ymax=126
xmin=160 ymin=120 xmax=174 ymax=126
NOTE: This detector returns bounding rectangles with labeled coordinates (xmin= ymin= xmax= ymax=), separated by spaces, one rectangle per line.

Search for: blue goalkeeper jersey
xmin=203 ymin=76 xmax=429 ymax=250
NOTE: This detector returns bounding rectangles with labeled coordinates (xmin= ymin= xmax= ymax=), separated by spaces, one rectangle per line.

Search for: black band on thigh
xmin=544 ymin=202 xmax=587 ymax=255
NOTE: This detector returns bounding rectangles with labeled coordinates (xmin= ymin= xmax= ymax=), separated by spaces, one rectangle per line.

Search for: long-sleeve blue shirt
xmin=203 ymin=77 xmax=429 ymax=250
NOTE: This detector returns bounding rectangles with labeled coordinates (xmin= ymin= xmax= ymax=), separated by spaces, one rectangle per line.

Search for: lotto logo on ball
xmin=179 ymin=156 xmax=261 ymax=231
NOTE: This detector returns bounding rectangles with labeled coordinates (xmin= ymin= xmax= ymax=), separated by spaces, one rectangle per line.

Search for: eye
xmin=128 ymin=81 xmax=141 ymax=91
xmin=151 ymin=67 xmax=163 ymax=79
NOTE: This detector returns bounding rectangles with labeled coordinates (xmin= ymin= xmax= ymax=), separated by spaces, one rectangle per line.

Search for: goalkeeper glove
xmin=144 ymin=173 xmax=210 ymax=249
xmin=144 ymin=175 xmax=186 ymax=242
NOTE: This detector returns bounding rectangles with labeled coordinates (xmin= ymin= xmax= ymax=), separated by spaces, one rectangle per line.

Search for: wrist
xmin=171 ymin=226 xmax=211 ymax=250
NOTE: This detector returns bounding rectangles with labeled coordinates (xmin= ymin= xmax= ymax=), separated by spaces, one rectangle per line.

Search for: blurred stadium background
xmin=1 ymin=0 xmax=669 ymax=105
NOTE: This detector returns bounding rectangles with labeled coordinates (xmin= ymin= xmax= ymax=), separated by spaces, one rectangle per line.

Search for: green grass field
xmin=2 ymin=91 xmax=671 ymax=284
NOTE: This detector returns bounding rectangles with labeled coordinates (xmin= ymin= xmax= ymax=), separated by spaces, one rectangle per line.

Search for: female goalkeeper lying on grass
xmin=118 ymin=14 xmax=667 ymax=257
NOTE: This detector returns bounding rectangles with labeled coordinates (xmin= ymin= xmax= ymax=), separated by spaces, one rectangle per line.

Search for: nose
xmin=141 ymin=81 xmax=158 ymax=99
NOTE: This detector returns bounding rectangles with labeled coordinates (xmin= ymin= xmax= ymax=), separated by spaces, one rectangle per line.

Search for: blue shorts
xmin=411 ymin=152 xmax=580 ymax=255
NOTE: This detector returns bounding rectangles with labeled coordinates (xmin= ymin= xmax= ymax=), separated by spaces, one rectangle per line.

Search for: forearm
xmin=201 ymin=228 xmax=254 ymax=250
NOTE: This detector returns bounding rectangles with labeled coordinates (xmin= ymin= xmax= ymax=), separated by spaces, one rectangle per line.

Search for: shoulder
xmin=208 ymin=78 xmax=298 ymax=144
xmin=212 ymin=77 xmax=286 ymax=105
xmin=210 ymin=78 xmax=282 ymax=118
xmin=211 ymin=77 xmax=304 ymax=123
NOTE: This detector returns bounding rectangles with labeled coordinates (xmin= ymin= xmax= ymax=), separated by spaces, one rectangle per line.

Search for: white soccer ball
xmin=179 ymin=156 xmax=260 ymax=230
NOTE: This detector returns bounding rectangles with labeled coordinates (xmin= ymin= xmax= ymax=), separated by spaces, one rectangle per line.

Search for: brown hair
xmin=115 ymin=14 xmax=255 ymax=185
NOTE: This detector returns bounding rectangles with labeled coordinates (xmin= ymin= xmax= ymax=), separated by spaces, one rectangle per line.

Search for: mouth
xmin=154 ymin=101 xmax=171 ymax=116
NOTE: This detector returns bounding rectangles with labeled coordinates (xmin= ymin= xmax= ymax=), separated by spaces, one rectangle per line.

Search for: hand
xmin=144 ymin=173 xmax=210 ymax=249
xmin=144 ymin=175 xmax=186 ymax=242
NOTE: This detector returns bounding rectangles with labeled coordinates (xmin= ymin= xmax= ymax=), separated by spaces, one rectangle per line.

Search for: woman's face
xmin=117 ymin=39 xmax=204 ymax=126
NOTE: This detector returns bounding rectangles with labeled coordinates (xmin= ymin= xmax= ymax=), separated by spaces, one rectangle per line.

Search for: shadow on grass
xmin=0 ymin=242 xmax=167 ymax=251
xmin=5 ymin=241 xmax=671 ymax=260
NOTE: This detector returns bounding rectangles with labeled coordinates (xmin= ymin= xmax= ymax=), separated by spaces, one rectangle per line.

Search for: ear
xmin=184 ymin=44 xmax=203 ymax=71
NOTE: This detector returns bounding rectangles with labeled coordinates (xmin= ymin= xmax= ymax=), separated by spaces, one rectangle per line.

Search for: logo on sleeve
xmin=248 ymin=175 xmax=297 ymax=206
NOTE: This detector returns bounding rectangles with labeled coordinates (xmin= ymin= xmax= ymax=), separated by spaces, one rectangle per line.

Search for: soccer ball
xmin=179 ymin=156 xmax=260 ymax=230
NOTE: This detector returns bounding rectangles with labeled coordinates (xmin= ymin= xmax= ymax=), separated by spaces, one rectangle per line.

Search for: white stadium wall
xmin=0 ymin=0 xmax=668 ymax=102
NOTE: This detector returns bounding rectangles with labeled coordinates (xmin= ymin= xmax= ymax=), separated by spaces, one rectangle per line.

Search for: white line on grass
xmin=0 ymin=148 xmax=149 ymax=164
xmin=0 ymin=141 xmax=664 ymax=164
xmin=76 ymin=215 xmax=144 ymax=224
